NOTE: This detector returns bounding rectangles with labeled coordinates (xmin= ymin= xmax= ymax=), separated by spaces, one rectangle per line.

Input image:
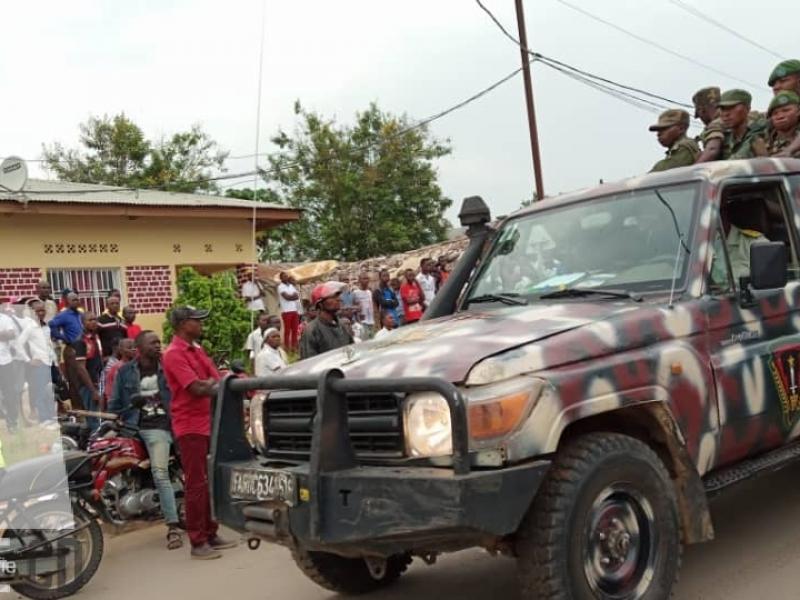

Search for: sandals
xmin=167 ymin=526 xmax=183 ymax=550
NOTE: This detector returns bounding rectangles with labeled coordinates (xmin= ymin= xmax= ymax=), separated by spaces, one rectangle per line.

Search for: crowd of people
xmin=648 ymin=59 xmax=800 ymax=171
xmin=0 ymin=282 xmax=241 ymax=558
xmin=245 ymin=257 xmax=452 ymax=370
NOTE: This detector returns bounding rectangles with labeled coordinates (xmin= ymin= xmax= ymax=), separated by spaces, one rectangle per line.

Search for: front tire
xmin=517 ymin=432 xmax=681 ymax=600
xmin=8 ymin=500 xmax=104 ymax=600
xmin=291 ymin=547 xmax=411 ymax=595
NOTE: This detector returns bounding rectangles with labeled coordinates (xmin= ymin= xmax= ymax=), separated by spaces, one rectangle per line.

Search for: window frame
xmin=708 ymin=177 xmax=800 ymax=296
xmin=46 ymin=267 xmax=123 ymax=314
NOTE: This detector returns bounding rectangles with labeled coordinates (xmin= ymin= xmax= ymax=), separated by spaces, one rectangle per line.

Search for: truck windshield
xmin=466 ymin=183 xmax=699 ymax=304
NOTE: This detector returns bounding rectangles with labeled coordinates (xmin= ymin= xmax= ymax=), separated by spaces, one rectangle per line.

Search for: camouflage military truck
xmin=211 ymin=158 xmax=800 ymax=599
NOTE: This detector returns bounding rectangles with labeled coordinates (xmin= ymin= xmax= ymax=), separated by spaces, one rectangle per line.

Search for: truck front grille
xmin=264 ymin=392 xmax=405 ymax=459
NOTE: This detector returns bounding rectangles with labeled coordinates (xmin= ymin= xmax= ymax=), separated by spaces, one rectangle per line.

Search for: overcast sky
xmin=0 ymin=0 xmax=793 ymax=222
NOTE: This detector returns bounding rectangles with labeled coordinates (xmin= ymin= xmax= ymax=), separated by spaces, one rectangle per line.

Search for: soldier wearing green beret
xmin=692 ymin=86 xmax=724 ymax=162
xmin=769 ymin=59 xmax=800 ymax=96
xmin=648 ymin=109 xmax=700 ymax=172
xmin=767 ymin=91 xmax=800 ymax=157
xmin=768 ymin=60 xmax=800 ymax=157
xmin=719 ymin=89 xmax=768 ymax=159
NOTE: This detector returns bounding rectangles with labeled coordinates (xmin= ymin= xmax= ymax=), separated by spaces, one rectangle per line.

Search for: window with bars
xmin=47 ymin=268 xmax=122 ymax=315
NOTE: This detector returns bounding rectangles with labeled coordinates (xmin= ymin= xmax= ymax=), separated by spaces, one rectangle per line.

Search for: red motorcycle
xmin=73 ymin=410 xmax=184 ymax=527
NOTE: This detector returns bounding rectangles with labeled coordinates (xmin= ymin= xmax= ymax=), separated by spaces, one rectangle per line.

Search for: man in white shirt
xmin=19 ymin=300 xmax=58 ymax=423
xmin=241 ymin=279 xmax=265 ymax=312
xmin=277 ymin=272 xmax=301 ymax=352
xmin=374 ymin=312 xmax=397 ymax=340
xmin=254 ymin=328 xmax=288 ymax=376
xmin=243 ymin=312 xmax=271 ymax=370
xmin=352 ymin=272 xmax=376 ymax=340
xmin=416 ymin=258 xmax=437 ymax=306
xmin=0 ymin=297 xmax=23 ymax=432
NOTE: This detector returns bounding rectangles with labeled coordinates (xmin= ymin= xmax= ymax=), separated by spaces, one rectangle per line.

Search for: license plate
xmin=229 ymin=467 xmax=298 ymax=505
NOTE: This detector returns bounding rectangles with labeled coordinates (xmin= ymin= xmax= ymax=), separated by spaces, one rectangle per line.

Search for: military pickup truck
xmin=211 ymin=158 xmax=800 ymax=599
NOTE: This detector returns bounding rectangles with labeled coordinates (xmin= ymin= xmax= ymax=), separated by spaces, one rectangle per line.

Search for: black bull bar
xmin=209 ymin=369 xmax=547 ymax=553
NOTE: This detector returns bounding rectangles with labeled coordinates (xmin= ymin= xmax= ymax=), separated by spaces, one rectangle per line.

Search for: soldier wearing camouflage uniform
xmin=768 ymin=60 xmax=800 ymax=157
xmin=719 ymin=89 xmax=768 ymax=160
xmin=767 ymin=91 xmax=800 ymax=157
xmin=692 ymin=87 xmax=724 ymax=163
xmin=648 ymin=109 xmax=699 ymax=172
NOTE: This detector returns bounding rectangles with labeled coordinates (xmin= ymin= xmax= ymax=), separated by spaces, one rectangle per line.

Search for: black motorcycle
xmin=0 ymin=450 xmax=104 ymax=599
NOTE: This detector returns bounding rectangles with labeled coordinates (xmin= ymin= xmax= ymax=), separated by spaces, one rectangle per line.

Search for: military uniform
xmin=650 ymin=135 xmax=700 ymax=172
xmin=711 ymin=225 xmax=768 ymax=285
xmin=698 ymin=117 xmax=724 ymax=149
xmin=718 ymin=89 xmax=768 ymax=160
xmin=648 ymin=109 xmax=699 ymax=172
xmin=692 ymin=87 xmax=724 ymax=152
xmin=766 ymin=91 xmax=800 ymax=157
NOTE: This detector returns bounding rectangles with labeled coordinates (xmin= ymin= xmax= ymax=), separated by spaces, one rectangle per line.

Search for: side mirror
xmin=750 ymin=242 xmax=787 ymax=290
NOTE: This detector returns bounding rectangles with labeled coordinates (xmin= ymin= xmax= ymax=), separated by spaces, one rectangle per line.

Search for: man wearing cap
xmin=769 ymin=59 xmax=800 ymax=96
xmin=692 ymin=87 xmax=725 ymax=163
xmin=648 ymin=109 xmax=700 ymax=172
xmin=162 ymin=307 xmax=236 ymax=560
xmin=767 ymin=91 xmax=800 ymax=157
xmin=719 ymin=89 xmax=768 ymax=160
xmin=299 ymin=282 xmax=353 ymax=360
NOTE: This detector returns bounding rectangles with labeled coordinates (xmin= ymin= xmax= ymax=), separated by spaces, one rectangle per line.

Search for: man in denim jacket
xmin=109 ymin=330 xmax=184 ymax=550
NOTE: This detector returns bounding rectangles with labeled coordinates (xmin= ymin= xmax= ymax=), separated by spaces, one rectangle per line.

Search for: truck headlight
xmin=249 ymin=391 xmax=269 ymax=452
xmin=404 ymin=392 xmax=453 ymax=458
xmin=464 ymin=376 xmax=543 ymax=443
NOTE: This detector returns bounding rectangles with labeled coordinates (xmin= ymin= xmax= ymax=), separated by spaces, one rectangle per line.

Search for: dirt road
xmin=49 ymin=462 xmax=800 ymax=600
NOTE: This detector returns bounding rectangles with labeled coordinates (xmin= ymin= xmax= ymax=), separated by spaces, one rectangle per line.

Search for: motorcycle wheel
xmin=6 ymin=500 xmax=104 ymax=600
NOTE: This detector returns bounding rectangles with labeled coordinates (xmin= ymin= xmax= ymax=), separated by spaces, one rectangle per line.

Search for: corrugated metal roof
xmin=0 ymin=178 xmax=288 ymax=211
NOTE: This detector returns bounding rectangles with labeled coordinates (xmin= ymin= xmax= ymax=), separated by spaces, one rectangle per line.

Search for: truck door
xmin=705 ymin=178 xmax=800 ymax=468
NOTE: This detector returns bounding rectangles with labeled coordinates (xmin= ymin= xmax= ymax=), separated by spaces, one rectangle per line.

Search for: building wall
xmin=0 ymin=214 xmax=257 ymax=335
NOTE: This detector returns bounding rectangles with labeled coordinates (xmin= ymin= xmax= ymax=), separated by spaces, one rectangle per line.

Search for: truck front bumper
xmin=210 ymin=371 xmax=550 ymax=556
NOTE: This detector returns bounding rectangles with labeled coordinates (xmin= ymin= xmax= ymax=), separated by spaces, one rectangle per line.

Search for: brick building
xmin=0 ymin=179 xmax=299 ymax=334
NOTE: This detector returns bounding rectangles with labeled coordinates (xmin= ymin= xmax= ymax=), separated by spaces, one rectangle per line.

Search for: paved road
xmin=41 ymin=462 xmax=800 ymax=600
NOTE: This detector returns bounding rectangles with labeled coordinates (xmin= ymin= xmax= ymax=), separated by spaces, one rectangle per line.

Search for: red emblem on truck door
xmin=768 ymin=345 xmax=800 ymax=428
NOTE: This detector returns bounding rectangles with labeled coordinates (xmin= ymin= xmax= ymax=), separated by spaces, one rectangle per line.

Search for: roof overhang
xmin=0 ymin=200 xmax=300 ymax=231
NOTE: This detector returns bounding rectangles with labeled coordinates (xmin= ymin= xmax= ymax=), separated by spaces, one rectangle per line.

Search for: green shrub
xmin=163 ymin=267 xmax=252 ymax=364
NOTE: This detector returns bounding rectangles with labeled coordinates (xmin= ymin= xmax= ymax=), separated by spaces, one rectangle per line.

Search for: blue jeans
xmin=138 ymin=428 xmax=180 ymax=524
xmin=26 ymin=363 xmax=55 ymax=422
xmin=79 ymin=386 xmax=100 ymax=432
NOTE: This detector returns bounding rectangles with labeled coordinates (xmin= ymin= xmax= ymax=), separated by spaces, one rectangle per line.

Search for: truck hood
xmin=280 ymin=302 xmax=647 ymax=384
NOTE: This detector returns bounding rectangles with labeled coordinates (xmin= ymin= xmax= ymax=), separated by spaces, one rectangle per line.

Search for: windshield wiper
xmin=538 ymin=287 xmax=643 ymax=302
xmin=466 ymin=293 xmax=528 ymax=306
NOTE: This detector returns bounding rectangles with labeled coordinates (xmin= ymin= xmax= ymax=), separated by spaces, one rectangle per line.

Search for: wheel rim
xmin=11 ymin=507 xmax=95 ymax=590
xmin=583 ymin=484 xmax=656 ymax=599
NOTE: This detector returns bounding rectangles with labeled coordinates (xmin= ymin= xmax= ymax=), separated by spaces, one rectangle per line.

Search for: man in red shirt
xmin=162 ymin=307 xmax=236 ymax=560
xmin=123 ymin=306 xmax=142 ymax=340
xmin=399 ymin=268 xmax=426 ymax=324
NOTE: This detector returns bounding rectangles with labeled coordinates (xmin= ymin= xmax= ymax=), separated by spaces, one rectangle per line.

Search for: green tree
xmin=43 ymin=114 xmax=228 ymax=192
xmin=264 ymin=102 xmax=453 ymax=261
xmin=163 ymin=267 xmax=251 ymax=364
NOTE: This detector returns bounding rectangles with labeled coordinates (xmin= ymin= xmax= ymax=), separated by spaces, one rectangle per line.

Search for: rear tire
xmin=8 ymin=500 xmax=104 ymax=600
xmin=291 ymin=546 xmax=411 ymax=595
xmin=517 ymin=432 xmax=681 ymax=600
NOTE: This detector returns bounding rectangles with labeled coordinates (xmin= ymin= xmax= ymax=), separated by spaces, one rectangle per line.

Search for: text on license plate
xmin=229 ymin=468 xmax=297 ymax=505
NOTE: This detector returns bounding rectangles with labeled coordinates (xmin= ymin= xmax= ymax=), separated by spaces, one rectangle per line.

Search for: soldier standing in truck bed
xmin=692 ymin=87 xmax=724 ymax=163
xmin=648 ymin=109 xmax=699 ymax=172
xmin=719 ymin=90 xmax=768 ymax=160
xmin=767 ymin=91 xmax=800 ymax=157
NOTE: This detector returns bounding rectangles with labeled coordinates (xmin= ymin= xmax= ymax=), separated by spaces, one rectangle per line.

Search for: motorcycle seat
xmin=0 ymin=451 xmax=91 ymax=502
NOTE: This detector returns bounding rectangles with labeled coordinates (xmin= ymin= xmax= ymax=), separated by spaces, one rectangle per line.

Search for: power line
xmin=666 ymin=0 xmax=784 ymax=60
xmin=554 ymin=0 xmax=761 ymax=88
xmin=476 ymin=0 xmax=693 ymax=112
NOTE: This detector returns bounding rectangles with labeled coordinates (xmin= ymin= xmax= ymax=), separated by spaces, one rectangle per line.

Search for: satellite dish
xmin=0 ymin=157 xmax=28 ymax=192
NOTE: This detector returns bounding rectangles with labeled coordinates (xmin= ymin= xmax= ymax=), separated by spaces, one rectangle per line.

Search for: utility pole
xmin=514 ymin=0 xmax=545 ymax=200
